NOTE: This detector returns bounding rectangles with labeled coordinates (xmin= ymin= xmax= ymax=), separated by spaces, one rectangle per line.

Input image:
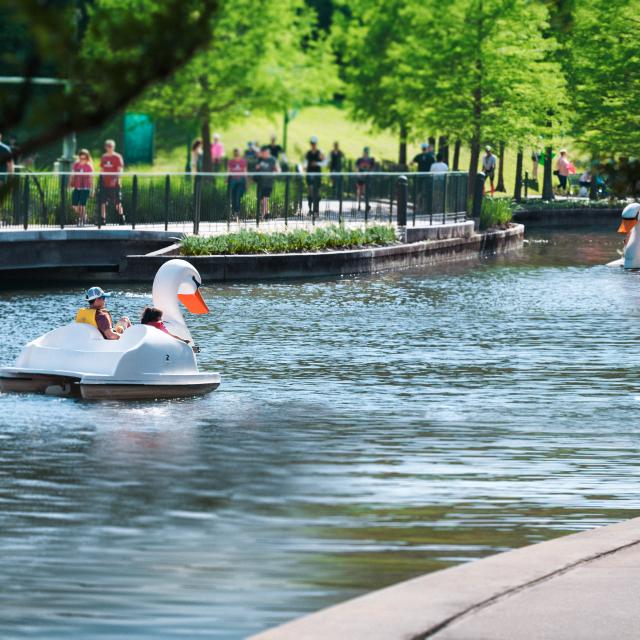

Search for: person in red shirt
xmin=99 ymin=139 xmax=125 ymax=225
xmin=70 ymin=149 xmax=94 ymax=226
xmin=140 ymin=307 xmax=189 ymax=343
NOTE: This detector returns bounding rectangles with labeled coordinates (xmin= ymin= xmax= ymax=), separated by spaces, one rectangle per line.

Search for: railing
xmin=0 ymin=171 xmax=468 ymax=232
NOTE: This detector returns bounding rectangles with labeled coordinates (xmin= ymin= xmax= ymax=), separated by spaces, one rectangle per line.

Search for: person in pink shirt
xmin=556 ymin=149 xmax=571 ymax=192
xmin=140 ymin=307 xmax=189 ymax=343
xmin=70 ymin=149 xmax=94 ymax=226
xmin=99 ymin=139 xmax=125 ymax=224
xmin=210 ymin=133 xmax=225 ymax=171
xmin=227 ymin=148 xmax=247 ymax=216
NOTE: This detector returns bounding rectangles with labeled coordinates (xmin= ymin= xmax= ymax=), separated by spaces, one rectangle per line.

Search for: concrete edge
xmin=250 ymin=517 xmax=640 ymax=640
xmin=0 ymin=229 xmax=181 ymax=241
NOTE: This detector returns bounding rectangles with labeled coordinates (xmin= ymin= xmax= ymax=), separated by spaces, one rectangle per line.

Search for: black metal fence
xmin=0 ymin=171 xmax=468 ymax=231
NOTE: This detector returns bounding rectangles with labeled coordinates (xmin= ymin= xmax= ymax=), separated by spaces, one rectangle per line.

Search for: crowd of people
xmin=1 ymin=129 xmax=595 ymax=227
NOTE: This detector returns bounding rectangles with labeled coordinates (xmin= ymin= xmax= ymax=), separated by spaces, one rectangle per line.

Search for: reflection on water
xmin=1 ymin=228 xmax=639 ymax=638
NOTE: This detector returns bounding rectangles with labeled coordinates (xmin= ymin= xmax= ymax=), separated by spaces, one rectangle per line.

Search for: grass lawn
xmin=132 ymin=104 xmax=580 ymax=198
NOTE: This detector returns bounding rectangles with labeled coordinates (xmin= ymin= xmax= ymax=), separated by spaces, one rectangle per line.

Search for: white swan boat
xmin=0 ymin=259 xmax=220 ymax=400
xmin=608 ymin=202 xmax=640 ymax=269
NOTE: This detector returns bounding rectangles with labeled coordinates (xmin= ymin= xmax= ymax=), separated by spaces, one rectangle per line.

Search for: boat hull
xmin=80 ymin=380 xmax=220 ymax=400
xmin=0 ymin=370 xmax=220 ymax=401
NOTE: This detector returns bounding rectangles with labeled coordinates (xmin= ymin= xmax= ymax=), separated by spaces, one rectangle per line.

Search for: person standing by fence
xmin=329 ymin=141 xmax=344 ymax=199
xmin=70 ymin=149 xmax=94 ymax=227
xmin=556 ymin=149 xmax=572 ymax=193
xmin=482 ymin=146 xmax=497 ymax=196
xmin=305 ymin=136 xmax=324 ymax=215
xmin=211 ymin=134 xmax=225 ymax=171
xmin=99 ymin=139 xmax=125 ymax=225
xmin=255 ymin=146 xmax=279 ymax=220
xmin=412 ymin=143 xmax=435 ymax=173
xmin=190 ymin=139 xmax=203 ymax=175
xmin=227 ymin=148 xmax=247 ymax=218
xmin=355 ymin=146 xmax=375 ymax=212
xmin=430 ymin=152 xmax=449 ymax=172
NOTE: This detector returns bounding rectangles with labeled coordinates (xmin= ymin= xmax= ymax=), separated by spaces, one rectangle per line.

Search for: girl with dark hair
xmin=140 ymin=307 xmax=189 ymax=343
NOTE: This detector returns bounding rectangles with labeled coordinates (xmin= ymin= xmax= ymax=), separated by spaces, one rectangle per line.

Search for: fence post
xmin=284 ymin=174 xmax=290 ymax=227
xmin=255 ymin=181 xmax=260 ymax=227
xmin=338 ymin=175 xmax=343 ymax=225
xmin=97 ymin=175 xmax=103 ymax=228
xmin=59 ymin=173 xmax=67 ymax=228
xmin=22 ymin=175 xmax=30 ymax=230
xmin=412 ymin=175 xmax=417 ymax=226
xmin=131 ymin=174 xmax=138 ymax=229
xmin=471 ymin=171 xmax=485 ymax=224
xmin=164 ymin=174 xmax=170 ymax=231
xmin=364 ymin=179 xmax=370 ymax=224
xmin=194 ymin=175 xmax=202 ymax=235
xmin=388 ymin=175 xmax=394 ymax=223
xmin=396 ymin=175 xmax=408 ymax=229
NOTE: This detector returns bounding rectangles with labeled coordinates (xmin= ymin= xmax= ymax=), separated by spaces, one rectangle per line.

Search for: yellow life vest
xmin=75 ymin=308 xmax=98 ymax=327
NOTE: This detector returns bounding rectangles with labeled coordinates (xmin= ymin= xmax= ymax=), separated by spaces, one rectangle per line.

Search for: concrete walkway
xmin=251 ymin=517 xmax=640 ymax=640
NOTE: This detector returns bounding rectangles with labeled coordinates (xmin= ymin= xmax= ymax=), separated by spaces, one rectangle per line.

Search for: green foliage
xmin=480 ymin=197 xmax=513 ymax=229
xmin=336 ymin=0 xmax=567 ymax=169
xmin=180 ymin=225 xmax=397 ymax=255
xmin=141 ymin=0 xmax=338 ymax=141
xmin=2 ymin=0 xmax=218 ymax=158
xmin=568 ymin=0 xmax=640 ymax=156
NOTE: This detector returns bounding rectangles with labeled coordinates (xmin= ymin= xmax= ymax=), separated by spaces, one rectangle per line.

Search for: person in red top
xmin=70 ymin=149 xmax=94 ymax=226
xmin=140 ymin=307 xmax=190 ymax=343
xmin=227 ymin=148 xmax=248 ymax=217
xmin=99 ymin=139 xmax=125 ymax=225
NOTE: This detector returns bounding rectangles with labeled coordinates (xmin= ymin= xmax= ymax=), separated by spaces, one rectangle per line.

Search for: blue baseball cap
xmin=85 ymin=286 xmax=111 ymax=301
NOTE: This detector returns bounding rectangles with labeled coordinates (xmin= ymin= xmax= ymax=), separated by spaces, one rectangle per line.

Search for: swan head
xmin=152 ymin=259 xmax=209 ymax=318
xmin=618 ymin=203 xmax=640 ymax=235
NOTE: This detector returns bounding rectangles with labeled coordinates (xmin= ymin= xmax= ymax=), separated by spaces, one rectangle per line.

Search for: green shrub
xmin=180 ymin=225 xmax=397 ymax=256
xmin=480 ymin=197 xmax=513 ymax=230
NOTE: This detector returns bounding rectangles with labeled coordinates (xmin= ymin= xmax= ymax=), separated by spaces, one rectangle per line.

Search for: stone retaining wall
xmin=121 ymin=224 xmax=524 ymax=282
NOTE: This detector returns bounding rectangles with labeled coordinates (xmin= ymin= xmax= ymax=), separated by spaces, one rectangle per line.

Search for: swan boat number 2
xmin=0 ymin=259 xmax=221 ymax=400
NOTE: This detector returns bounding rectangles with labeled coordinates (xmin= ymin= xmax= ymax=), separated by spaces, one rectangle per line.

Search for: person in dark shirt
xmin=412 ymin=143 xmax=436 ymax=172
xmin=329 ymin=141 xmax=344 ymax=199
xmin=267 ymin=135 xmax=283 ymax=163
xmin=255 ymin=147 xmax=280 ymax=219
xmin=305 ymin=136 xmax=324 ymax=215
xmin=355 ymin=147 xmax=375 ymax=211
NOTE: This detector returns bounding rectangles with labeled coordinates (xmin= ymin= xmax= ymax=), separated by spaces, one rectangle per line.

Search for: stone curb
xmin=250 ymin=517 xmax=640 ymax=640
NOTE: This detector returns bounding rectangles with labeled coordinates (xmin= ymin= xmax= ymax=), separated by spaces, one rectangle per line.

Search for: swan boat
xmin=608 ymin=202 xmax=640 ymax=269
xmin=0 ymin=259 xmax=220 ymax=400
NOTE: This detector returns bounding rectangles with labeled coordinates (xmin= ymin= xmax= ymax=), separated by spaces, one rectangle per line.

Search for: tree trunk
xmin=438 ymin=135 xmax=449 ymax=165
xmin=469 ymin=138 xmax=481 ymax=194
xmin=514 ymin=148 xmax=523 ymax=202
xmin=428 ymin=135 xmax=436 ymax=149
xmin=201 ymin=114 xmax=212 ymax=173
xmin=398 ymin=124 xmax=408 ymax=170
xmin=589 ymin=159 xmax=598 ymax=200
xmin=453 ymin=140 xmax=461 ymax=170
xmin=542 ymin=146 xmax=554 ymax=200
xmin=496 ymin=141 xmax=506 ymax=192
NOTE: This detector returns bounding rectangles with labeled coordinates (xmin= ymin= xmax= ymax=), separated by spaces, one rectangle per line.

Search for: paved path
xmin=251 ymin=517 xmax=640 ymax=640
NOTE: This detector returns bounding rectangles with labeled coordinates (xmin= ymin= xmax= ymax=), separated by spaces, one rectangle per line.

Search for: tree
xmin=333 ymin=0 xmax=420 ymax=167
xmin=1 ymin=0 xmax=219 ymax=161
xmin=142 ymin=0 xmax=336 ymax=171
xmin=569 ymin=0 xmax=640 ymax=156
xmin=399 ymin=0 xmax=566 ymax=189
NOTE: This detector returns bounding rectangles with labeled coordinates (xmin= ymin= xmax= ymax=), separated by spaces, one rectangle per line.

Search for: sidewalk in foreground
xmin=251 ymin=517 xmax=640 ymax=640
